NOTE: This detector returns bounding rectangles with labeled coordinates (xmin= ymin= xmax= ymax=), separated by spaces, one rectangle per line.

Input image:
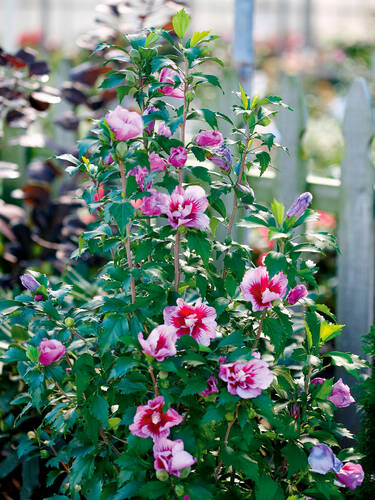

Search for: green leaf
xmin=264 ymin=252 xmax=287 ymax=277
xmin=1 ymin=346 xmax=27 ymax=362
xmin=108 ymin=202 xmax=134 ymax=235
xmin=282 ymin=442 xmax=308 ymax=478
xmin=99 ymin=73 xmax=124 ymax=89
xmin=112 ymin=482 xmax=141 ymax=500
xmin=320 ymin=322 xmax=344 ymax=344
xmin=305 ymin=310 xmax=321 ymax=349
xmin=222 ymin=446 xmax=258 ymax=480
xmin=172 ymin=8 xmax=190 ymax=39
xmin=270 ymin=198 xmax=285 ymax=226
xmin=256 ymin=151 xmax=271 ymax=175
xmin=201 ymin=108 xmax=217 ymax=128
xmin=181 ymin=378 xmax=208 ymax=396
xmin=90 ymin=395 xmax=109 ymax=427
xmin=190 ymin=30 xmax=210 ymax=46
xmin=100 ymin=315 xmax=129 ymax=353
xmin=186 ymin=232 xmax=211 ymax=266
xmin=224 ymin=274 xmax=237 ymax=297
xmin=109 ymin=357 xmax=140 ymax=379
xmin=145 ymin=31 xmax=161 ymax=47
xmin=255 ymin=473 xmax=285 ymax=500
xmin=263 ymin=317 xmax=291 ymax=359
xmin=26 ymin=345 xmax=40 ymax=363
xmin=314 ymin=378 xmax=333 ymax=400
xmin=239 ymin=84 xmax=248 ymax=110
xmin=138 ymin=481 xmax=171 ymax=499
xmin=324 ymin=351 xmax=367 ymax=379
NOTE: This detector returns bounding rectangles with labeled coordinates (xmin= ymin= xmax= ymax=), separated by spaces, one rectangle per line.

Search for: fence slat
xmin=337 ymin=78 xmax=375 ymax=356
xmin=275 ymin=75 xmax=308 ymax=208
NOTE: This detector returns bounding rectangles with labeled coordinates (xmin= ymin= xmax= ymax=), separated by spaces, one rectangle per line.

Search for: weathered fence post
xmin=337 ymin=78 xmax=375 ymax=353
xmin=233 ymin=0 xmax=255 ymax=94
xmin=275 ymin=74 xmax=308 ymax=207
xmin=336 ymin=78 xmax=375 ymax=433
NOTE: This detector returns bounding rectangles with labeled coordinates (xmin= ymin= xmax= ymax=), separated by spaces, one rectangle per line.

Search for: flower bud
xmin=225 ymin=412 xmax=235 ymax=421
xmin=179 ymin=467 xmax=191 ymax=479
xmin=161 ymin=380 xmax=169 ymax=389
xmin=175 ymin=485 xmax=185 ymax=497
xmin=115 ymin=142 xmax=128 ymax=158
xmin=185 ymin=91 xmax=195 ymax=103
xmin=27 ymin=431 xmax=36 ymax=439
xmin=34 ymin=294 xmax=44 ymax=302
xmin=40 ymin=449 xmax=49 ymax=459
xmin=156 ymin=470 xmax=169 ymax=481
xmin=290 ymin=403 xmax=300 ymax=419
xmin=159 ymin=371 xmax=169 ymax=380
xmin=65 ymin=317 xmax=74 ymax=328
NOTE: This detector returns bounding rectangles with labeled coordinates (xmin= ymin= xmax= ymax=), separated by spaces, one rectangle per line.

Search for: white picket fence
xmin=245 ymin=75 xmax=375 ymax=360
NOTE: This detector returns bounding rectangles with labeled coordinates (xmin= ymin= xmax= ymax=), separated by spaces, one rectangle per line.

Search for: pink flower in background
xmin=38 ymin=338 xmax=66 ymax=366
xmin=287 ymin=284 xmax=308 ymax=305
xmin=159 ymin=68 xmax=184 ymax=99
xmin=105 ymin=106 xmax=144 ymax=141
xmin=311 ymin=377 xmax=326 ymax=387
xmin=313 ymin=210 xmax=336 ymax=230
xmin=94 ymin=185 xmax=104 ymax=202
xmin=219 ymin=357 xmax=274 ymax=399
xmin=201 ymin=375 xmax=219 ymax=397
xmin=157 ymin=122 xmax=172 ymax=138
xmin=327 ymin=378 xmax=355 ymax=408
xmin=161 ymin=185 xmax=209 ymax=229
xmin=129 ymin=165 xmax=152 ymax=191
xmin=168 ymin=146 xmax=187 ymax=167
xmin=149 ymin=152 xmax=167 ymax=172
xmin=240 ymin=266 xmax=288 ymax=311
xmin=141 ymin=189 xmax=168 ymax=216
xmin=138 ymin=325 xmax=177 ymax=362
xmin=336 ymin=463 xmax=364 ymax=491
xmin=209 ymin=143 xmax=232 ymax=172
xmin=194 ymin=130 xmax=223 ymax=147
xmin=130 ymin=199 xmax=143 ymax=210
xmin=163 ymin=298 xmax=217 ymax=346
xmin=153 ymin=438 xmax=196 ymax=477
xmin=129 ymin=396 xmax=182 ymax=440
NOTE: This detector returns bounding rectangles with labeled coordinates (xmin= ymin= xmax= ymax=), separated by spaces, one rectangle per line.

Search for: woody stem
xmin=119 ymin=160 xmax=136 ymax=304
xmin=148 ymin=365 xmax=159 ymax=396
xmin=174 ymin=230 xmax=181 ymax=292
xmin=252 ymin=309 xmax=267 ymax=350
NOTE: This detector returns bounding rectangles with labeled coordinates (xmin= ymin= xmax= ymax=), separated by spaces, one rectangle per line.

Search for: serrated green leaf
xmin=172 ymin=8 xmax=190 ymax=39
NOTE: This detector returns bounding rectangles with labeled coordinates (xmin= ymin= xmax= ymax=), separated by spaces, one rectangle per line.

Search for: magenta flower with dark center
xmin=240 ymin=266 xmax=288 ymax=311
xmin=138 ymin=325 xmax=177 ymax=362
xmin=153 ymin=438 xmax=196 ymax=477
xmin=163 ymin=298 xmax=217 ymax=347
xmin=105 ymin=105 xmax=144 ymax=141
xmin=160 ymin=185 xmax=209 ymax=230
xmin=129 ymin=396 xmax=182 ymax=440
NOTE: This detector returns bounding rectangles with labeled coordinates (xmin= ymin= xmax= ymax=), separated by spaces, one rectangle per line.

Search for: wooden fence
xmin=246 ymin=75 xmax=375 ymax=361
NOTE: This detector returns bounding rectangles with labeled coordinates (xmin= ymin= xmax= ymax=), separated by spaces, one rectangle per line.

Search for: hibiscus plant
xmin=0 ymin=9 xmax=367 ymax=500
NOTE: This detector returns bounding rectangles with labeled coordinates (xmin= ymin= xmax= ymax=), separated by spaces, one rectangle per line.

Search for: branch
xmin=252 ymin=309 xmax=267 ymax=350
xmin=148 ymin=365 xmax=159 ymax=396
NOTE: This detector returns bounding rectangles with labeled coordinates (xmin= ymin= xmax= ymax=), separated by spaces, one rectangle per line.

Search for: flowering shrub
xmin=0 ymin=10 xmax=367 ymax=499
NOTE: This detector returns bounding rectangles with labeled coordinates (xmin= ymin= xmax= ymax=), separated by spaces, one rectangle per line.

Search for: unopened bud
xmin=27 ymin=431 xmax=36 ymax=440
xmin=159 ymin=371 xmax=168 ymax=380
xmin=175 ymin=484 xmax=185 ymax=496
xmin=156 ymin=470 xmax=169 ymax=481
xmin=65 ymin=317 xmax=74 ymax=328
xmin=40 ymin=449 xmax=49 ymax=459
xmin=179 ymin=466 xmax=191 ymax=479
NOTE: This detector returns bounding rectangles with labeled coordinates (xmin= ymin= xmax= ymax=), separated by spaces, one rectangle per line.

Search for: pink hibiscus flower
xmin=153 ymin=438 xmax=196 ymax=477
xmin=194 ymin=130 xmax=224 ymax=147
xmin=129 ymin=165 xmax=152 ymax=191
xmin=141 ymin=189 xmax=168 ymax=216
xmin=336 ymin=463 xmax=364 ymax=491
xmin=129 ymin=396 xmax=182 ymax=440
xmin=138 ymin=325 xmax=177 ymax=362
xmin=240 ymin=266 xmax=288 ymax=311
xmin=159 ymin=68 xmax=184 ymax=99
xmin=163 ymin=298 xmax=217 ymax=347
xmin=105 ymin=106 xmax=144 ymax=141
xmin=157 ymin=122 xmax=172 ymax=138
xmin=160 ymin=185 xmax=209 ymax=229
xmin=149 ymin=152 xmax=167 ymax=172
xmin=219 ymin=357 xmax=274 ymax=399
xmin=201 ymin=375 xmax=219 ymax=397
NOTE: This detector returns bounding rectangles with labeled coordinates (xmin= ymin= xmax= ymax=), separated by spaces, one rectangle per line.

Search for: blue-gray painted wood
xmin=275 ymin=74 xmax=308 ymax=208
xmin=233 ymin=0 xmax=254 ymax=94
xmin=337 ymin=78 xmax=375 ymax=355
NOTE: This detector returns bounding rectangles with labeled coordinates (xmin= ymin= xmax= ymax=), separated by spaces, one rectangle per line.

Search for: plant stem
xmin=178 ymin=58 xmax=189 ymax=187
xmin=214 ymin=404 xmax=240 ymax=480
xmin=174 ymin=230 xmax=181 ymax=292
xmin=50 ymin=379 xmax=75 ymax=405
xmin=148 ymin=365 xmax=159 ymax=396
xmin=100 ymin=427 xmax=121 ymax=457
xmin=119 ymin=160 xmax=136 ymax=304
xmin=49 ymin=444 xmax=71 ymax=473
xmin=252 ymin=309 xmax=267 ymax=351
